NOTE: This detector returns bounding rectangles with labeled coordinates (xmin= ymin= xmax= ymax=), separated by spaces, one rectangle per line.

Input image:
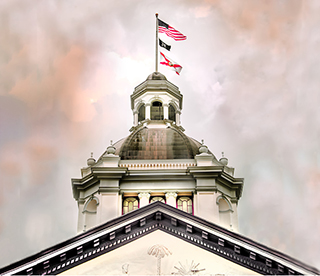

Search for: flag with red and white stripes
xmin=160 ymin=52 xmax=182 ymax=75
xmin=158 ymin=19 xmax=187 ymax=41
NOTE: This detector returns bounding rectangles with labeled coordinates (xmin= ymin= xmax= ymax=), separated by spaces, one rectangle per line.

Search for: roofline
xmin=1 ymin=202 xmax=318 ymax=275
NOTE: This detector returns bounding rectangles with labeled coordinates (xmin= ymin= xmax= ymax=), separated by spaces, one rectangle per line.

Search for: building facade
xmin=72 ymin=71 xmax=243 ymax=233
xmin=1 ymin=72 xmax=319 ymax=275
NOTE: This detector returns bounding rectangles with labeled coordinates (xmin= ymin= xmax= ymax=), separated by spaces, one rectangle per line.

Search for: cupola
xmin=130 ymin=72 xmax=183 ymax=127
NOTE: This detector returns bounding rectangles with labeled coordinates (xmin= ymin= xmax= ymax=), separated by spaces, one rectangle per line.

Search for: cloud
xmin=0 ymin=0 xmax=320 ymax=270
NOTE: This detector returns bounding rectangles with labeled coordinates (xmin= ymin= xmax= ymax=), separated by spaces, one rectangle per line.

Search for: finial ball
xmin=87 ymin=152 xmax=96 ymax=166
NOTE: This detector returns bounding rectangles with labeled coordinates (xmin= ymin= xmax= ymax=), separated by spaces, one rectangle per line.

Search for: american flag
xmin=158 ymin=19 xmax=187 ymax=41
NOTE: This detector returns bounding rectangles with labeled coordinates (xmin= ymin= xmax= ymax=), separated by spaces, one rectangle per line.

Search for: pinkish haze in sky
xmin=0 ymin=0 xmax=319 ymax=269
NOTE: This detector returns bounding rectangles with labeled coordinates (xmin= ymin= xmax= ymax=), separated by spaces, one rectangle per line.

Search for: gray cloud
xmin=0 ymin=0 xmax=319 ymax=269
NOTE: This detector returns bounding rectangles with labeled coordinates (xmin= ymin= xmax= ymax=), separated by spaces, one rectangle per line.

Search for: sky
xmin=1 ymin=0 xmax=320 ymax=270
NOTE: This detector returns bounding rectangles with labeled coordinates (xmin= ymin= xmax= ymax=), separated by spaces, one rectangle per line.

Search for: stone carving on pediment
xmin=122 ymin=263 xmax=129 ymax=274
xmin=172 ymin=260 xmax=205 ymax=275
xmin=148 ymin=244 xmax=172 ymax=275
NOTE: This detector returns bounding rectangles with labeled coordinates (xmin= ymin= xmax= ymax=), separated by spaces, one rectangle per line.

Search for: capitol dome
xmin=97 ymin=72 xmax=214 ymax=161
xmin=112 ymin=126 xmax=210 ymax=160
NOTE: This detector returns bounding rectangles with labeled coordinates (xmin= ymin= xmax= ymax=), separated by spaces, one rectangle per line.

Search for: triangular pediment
xmin=1 ymin=202 xmax=318 ymax=275
xmin=61 ymin=230 xmax=258 ymax=275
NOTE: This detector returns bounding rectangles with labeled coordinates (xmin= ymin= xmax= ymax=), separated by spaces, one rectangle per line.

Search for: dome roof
xmin=146 ymin=72 xmax=167 ymax=81
xmin=112 ymin=127 xmax=208 ymax=160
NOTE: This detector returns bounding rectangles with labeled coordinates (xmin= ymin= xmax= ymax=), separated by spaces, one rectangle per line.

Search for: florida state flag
xmin=160 ymin=52 xmax=182 ymax=75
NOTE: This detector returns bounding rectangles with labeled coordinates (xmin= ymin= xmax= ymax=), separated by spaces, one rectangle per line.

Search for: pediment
xmin=61 ymin=230 xmax=258 ymax=275
xmin=1 ymin=202 xmax=318 ymax=275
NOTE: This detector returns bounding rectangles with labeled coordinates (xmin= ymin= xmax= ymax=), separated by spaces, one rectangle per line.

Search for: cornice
xmin=71 ymin=168 xmax=128 ymax=200
xmin=130 ymin=81 xmax=183 ymax=110
xmin=189 ymin=166 xmax=244 ymax=199
xmin=1 ymin=202 xmax=318 ymax=276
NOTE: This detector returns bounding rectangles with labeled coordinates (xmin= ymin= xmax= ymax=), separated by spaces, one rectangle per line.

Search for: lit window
xmin=123 ymin=197 xmax=139 ymax=214
xmin=177 ymin=197 xmax=193 ymax=214
xmin=150 ymin=196 xmax=165 ymax=203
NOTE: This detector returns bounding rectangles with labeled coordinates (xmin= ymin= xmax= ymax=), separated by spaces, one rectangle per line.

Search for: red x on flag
xmin=160 ymin=52 xmax=182 ymax=75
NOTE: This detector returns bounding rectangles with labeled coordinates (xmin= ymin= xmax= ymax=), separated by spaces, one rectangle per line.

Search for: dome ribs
xmin=117 ymin=127 xmax=201 ymax=160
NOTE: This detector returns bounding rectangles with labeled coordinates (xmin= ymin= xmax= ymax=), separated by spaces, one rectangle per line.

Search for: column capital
xmin=165 ymin=192 xmax=177 ymax=199
xmin=138 ymin=192 xmax=150 ymax=199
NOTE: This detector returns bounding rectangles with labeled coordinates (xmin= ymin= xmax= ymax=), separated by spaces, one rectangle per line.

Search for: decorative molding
xmin=1 ymin=202 xmax=318 ymax=276
xmin=82 ymin=196 xmax=99 ymax=214
xmin=216 ymin=194 xmax=233 ymax=212
xmin=119 ymin=163 xmax=196 ymax=170
xmin=135 ymin=100 xmax=146 ymax=110
xmin=168 ymin=100 xmax=179 ymax=111
xmin=138 ymin=192 xmax=150 ymax=199
xmin=165 ymin=192 xmax=178 ymax=199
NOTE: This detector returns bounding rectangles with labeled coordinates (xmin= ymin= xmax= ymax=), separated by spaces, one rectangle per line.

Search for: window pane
xmin=169 ymin=105 xmax=176 ymax=122
xmin=128 ymin=201 xmax=133 ymax=212
xmin=177 ymin=197 xmax=193 ymax=214
xmin=138 ymin=105 xmax=145 ymax=122
xmin=151 ymin=101 xmax=163 ymax=120
xmin=123 ymin=197 xmax=139 ymax=214
xmin=150 ymin=196 xmax=165 ymax=203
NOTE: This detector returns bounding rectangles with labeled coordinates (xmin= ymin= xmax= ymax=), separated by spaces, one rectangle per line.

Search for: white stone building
xmin=1 ymin=72 xmax=318 ymax=275
xmin=73 ymin=71 xmax=243 ymax=234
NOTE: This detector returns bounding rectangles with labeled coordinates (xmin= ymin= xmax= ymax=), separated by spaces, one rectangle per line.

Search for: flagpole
xmin=155 ymin=13 xmax=159 ymax=72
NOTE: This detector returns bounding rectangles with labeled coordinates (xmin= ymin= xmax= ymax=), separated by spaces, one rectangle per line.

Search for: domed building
xmin=1 ymin=73 xmax=319 ymax=275
xmin=72 ymin=71 xmax=243 ymax=234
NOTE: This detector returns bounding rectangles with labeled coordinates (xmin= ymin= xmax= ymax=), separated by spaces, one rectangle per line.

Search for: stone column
xmin=133 ymin=111 xmax=138 ymax=126
xmin=165 ymin=192 xmax=177 ymax=208
xmin=146 ymin=103 xmax=151 ymax=120
xmin=176 ymin=110 xmax=181 ymax=126
xmin=163 ymin=103 xmax=168 ymax=120
xmin=138 ymin=192 xmax=150 ymax=207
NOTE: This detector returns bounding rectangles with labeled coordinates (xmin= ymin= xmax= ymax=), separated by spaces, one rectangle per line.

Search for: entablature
xmin=189 ymin=166 xmax=244 ymax=200
xmin=72 ymin=167 xmax=128 ymax=200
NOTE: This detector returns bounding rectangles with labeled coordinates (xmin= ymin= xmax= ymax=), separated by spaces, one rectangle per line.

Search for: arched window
xmin=177 ymin=197 xmax=193 ymax=214
xmin=168 ymin=104 xmax=176 ymax=122
xmin=217 ymin=197 xmax=232 ymax=228
xmin=150 ymin=196 xmax=165 ymax=203
xmin=123 ymin=197 xmax=139 ymax=214
xmin=138 ymin=104 xmax=145 ymax=122
xmin=151 ymin=101 xmax=164 ymax=120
